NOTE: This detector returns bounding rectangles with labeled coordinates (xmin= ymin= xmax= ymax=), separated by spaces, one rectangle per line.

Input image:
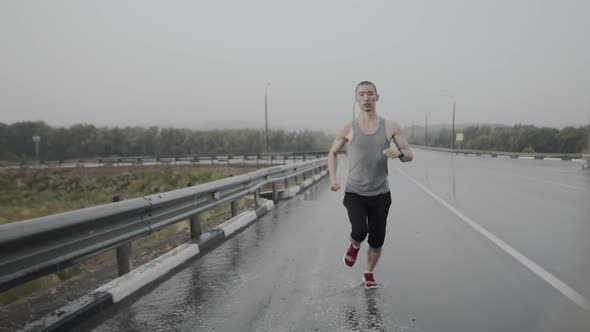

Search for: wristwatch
xmin=398 ymin=152 xmax=405 ymax=160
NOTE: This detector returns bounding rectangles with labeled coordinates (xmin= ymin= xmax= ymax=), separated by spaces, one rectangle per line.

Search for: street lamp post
xmin=451 ymin=98 xmax=456 ymax=150
xmin=425 ymin=114 xmax=428 ymax=146
xmin=32 ymin=136 xmax=40 ymax=163
xmin=440 ymin=93 xmax=456 ymax=149
xmin=265 ymin=82 xmax=271 ymax=153
xmin=587 ymin=111 xmax=590 ymax=154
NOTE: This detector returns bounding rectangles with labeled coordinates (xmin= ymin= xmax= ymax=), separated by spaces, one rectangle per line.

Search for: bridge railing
xmin=1 ymin=151 xmax=330 ymax=168
xmin=0 ymin=157 xmax=328 ymax=293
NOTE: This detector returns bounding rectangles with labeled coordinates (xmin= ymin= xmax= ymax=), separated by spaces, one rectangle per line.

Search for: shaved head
xmin=355 ymin=81 xmax=378 ymax=95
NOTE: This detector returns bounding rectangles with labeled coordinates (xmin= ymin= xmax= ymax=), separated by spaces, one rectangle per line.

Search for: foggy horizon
xmin=2 ymin=1 xmax=589 ymax=134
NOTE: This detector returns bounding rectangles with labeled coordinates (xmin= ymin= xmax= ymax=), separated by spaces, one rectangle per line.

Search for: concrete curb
xmin=20 ymin=169 xmax=328 ymax=332
xmin=278 ymin=170 xmax=327 ymax=200
xmin=216 ymin=200 xmax=274 ymax=238
xmin=20 ymin=292 xmax=112 ymax=332
xmin=196 ymin=229 xmax=225 ymax=253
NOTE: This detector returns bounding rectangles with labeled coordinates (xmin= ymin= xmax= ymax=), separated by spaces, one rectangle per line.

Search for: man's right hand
xmin=330 ymin=179 xmax=341 ymax=192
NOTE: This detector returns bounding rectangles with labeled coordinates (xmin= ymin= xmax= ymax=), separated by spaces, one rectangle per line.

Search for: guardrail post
xmin=190 ymin=214 xmax=202 ymax=239
xmin=272 ymin=182 xmax=279 ymax=204
xmin=113 ymin=196 xmax=132 ymax=276
xmin=187 ymin=183 xmax=202 ymax=239
xmin=231 ymin=200 xmax=239 ymax=217
xmin=254 ymin=189 xmax=261 ymax=206
xmin=284 ymin=178 xmax=289 ymax=189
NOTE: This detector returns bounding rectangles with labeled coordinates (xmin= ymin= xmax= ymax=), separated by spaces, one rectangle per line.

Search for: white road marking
xmin=397 ymin=168 xmax=590 ymax=311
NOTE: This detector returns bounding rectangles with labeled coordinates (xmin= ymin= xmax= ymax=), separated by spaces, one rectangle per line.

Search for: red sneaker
xmin=363 ymin=272 xmax=379 ymax=289
xmin=343 ymin=243 xmax=360 ymax=267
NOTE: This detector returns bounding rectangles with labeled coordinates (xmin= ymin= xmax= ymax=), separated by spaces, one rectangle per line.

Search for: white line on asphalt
xmin=397 ymin=168 xmax=590 ymax=312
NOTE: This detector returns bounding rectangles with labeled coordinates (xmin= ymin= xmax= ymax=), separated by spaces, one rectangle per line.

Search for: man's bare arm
xmin=328 ymin=123 xmax=351 ymax=190
xmin=391 ymin=121 xmax=413 ymax=162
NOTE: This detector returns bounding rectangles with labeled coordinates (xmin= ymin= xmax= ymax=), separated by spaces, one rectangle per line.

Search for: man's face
xmin=355 ymin=84 xmax=379 ymax=113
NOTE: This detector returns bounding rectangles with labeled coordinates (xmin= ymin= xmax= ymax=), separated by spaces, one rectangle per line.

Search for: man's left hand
xmin=383 ymin=148 xmax=400 ymax=159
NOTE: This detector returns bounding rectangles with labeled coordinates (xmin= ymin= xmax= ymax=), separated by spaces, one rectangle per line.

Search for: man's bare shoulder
xmin=385 ymin=118 xmax=401 ymax=128
xmin=384 ymin=118 xmax=402 ymax=135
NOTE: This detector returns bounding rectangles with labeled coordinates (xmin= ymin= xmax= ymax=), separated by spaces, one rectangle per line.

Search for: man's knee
xmin=351 ymin=221 xmax=368 ymax=243
xmin=367 ymin=233 xmax=385 ymax=249
xmin=368 ymin=245 xmax=382 ymax=253
xmin=351 ymin=232 xmax=367 ymax=243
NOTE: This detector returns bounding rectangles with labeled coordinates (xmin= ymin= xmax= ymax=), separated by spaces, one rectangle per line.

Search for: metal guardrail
xmin=0 ymin=158 xmax=328 ymax=293
xmin=1 ymin=151 xmax=330 ymax=168
xmin=412 ymin=145 xmax=589 ymax=160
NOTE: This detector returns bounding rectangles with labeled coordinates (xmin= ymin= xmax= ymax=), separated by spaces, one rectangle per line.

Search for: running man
xmin=328 ymin=81 xmax=413 ymax=289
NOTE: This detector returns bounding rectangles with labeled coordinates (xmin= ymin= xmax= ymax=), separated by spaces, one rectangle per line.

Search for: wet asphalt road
xmin=79 ymin=149 xmax=590 ymax=331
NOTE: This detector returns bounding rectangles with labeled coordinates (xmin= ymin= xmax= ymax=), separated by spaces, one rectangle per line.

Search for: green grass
xmin=0 ymin=166 xmax=245 ymax=224
xmin=0 ymin=165 xmax=255 ymax=305
xmin=0 ymin=277 xmax=55 ymax=305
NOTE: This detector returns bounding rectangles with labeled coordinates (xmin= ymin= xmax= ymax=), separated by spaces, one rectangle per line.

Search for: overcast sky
xmin=1 ymin=0 xmax=589 ymax=132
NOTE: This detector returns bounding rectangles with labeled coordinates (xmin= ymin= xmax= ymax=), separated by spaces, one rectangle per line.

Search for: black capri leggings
xmin=343 ymin=191 xmax=392 ymax=249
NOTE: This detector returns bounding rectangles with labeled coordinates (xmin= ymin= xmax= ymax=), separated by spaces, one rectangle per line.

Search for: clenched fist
xmin=330 ymin=179 xmax=341 ymax=192
xmin=383 ymin=148 xmax=401 ymax=159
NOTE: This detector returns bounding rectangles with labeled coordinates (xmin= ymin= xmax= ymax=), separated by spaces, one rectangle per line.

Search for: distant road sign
xmin=456 ymin=133 xmax=464 ymax=142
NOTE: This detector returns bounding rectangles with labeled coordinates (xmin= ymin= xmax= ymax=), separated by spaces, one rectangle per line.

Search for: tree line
xmin=3 ymin=121 xmax=588 ymax=161
xmin=408 ymin=124 xmax=589 ymax=154
xmin=0 ymin=122 xmax=334 ymax=161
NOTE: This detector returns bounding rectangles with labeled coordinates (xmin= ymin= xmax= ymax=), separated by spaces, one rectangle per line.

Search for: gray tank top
xmin=345 ymin=116 xmax=390 ymax=196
